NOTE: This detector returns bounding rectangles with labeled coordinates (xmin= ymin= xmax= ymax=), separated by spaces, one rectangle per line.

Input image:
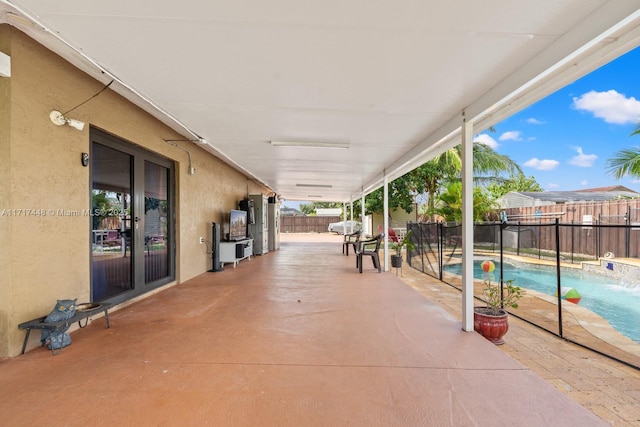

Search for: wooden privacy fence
xmin=280 ymin=216 xmax=340 ymax=233
xmin=503 ymin=198 xmax=640 ymax=224
xmin=504 ymin=199 xmax=640 ymax=259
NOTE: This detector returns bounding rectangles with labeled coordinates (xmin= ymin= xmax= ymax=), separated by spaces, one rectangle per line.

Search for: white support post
xmin=361 ymin=192 xmax=365 ymax=235
xmin=349 ymin=201 xmax=353 ymax=233
xmin=383 ymin=174 xmax=389 ymax=272
xmin=342 ymin=202 xmax=347 ymax=238
xmin=461 ymin=115 xmax=475 ymax=332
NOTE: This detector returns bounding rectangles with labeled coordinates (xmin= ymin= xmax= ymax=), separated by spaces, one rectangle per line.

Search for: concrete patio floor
xmin=399 ymin=252 xmax=640 ymax=426
xmin=0 ymin=233 xmax=616 ymax=426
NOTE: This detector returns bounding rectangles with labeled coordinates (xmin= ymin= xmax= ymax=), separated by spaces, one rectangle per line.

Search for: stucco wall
xmin=0 ymin=25 xmax=12 ymax=357
xmin=0 ymin=26 xmax=268 ymax=357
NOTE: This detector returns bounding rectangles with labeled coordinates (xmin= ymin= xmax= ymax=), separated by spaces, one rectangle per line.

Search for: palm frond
xmin=605 ymin=148 xmax=640 ymax=179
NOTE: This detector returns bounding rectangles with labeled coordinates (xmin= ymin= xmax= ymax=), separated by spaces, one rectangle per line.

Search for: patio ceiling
xmin=2 ymin=1 xmax=640 ymax=203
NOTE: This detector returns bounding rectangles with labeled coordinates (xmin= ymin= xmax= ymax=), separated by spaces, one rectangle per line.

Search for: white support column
xmin=383 ymin=174 xmax=389 ymax=272
xmin=342 ymin=202 xmax=347 ymax=238
xmin=361 ymin=192 xmax=365 ymax=235
xmin=461 ymin=114 xmax=475 ymax=332
xmin=349 ymin=201 xmax=353 ymax=233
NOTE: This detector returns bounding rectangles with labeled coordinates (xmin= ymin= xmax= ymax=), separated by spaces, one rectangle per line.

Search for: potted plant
xmin=473 ymin=260 xmax=523 ymax=345
xmin=390 ymin=230 xmax=415 ymax=268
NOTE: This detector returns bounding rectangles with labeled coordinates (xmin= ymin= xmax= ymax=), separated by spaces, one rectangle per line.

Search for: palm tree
xmin=428 ymin=181 xmax=498 ymax=223
xmin=412 ymin=142 xmax=521 ymax=221
xmin=428 ymin=181 xmax=462 ymax=223
xmin=605 ymin=122 xmax=640 ymax=179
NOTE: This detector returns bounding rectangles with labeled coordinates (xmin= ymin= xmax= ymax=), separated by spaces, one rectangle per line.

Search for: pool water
xmin=445 ymin=260 xmax=640 ymax=343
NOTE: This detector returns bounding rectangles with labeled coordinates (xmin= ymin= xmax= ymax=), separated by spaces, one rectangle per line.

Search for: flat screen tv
xmin=228 ymin=209 xmax=248 ymax=241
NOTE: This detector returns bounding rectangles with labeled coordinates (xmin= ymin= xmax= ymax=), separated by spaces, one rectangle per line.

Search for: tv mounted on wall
xmin=228 ymin=209 xmax=248 ymax=241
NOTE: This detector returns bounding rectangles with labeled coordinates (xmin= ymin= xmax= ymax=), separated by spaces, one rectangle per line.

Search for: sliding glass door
xmin=90 ymin=129 xmax=174 ymax=304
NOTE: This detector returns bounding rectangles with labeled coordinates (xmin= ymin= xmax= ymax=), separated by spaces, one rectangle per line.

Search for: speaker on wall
xmin=209 ymin=222 xmax=223 ymax=272
xmin=239 ymin=199 xmax=255 ymax=224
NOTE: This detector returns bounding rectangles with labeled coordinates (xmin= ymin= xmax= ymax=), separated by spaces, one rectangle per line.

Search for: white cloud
xmin=498 ymin=131 xmax=522 ymax=141
xmin=547 ymin=183 xmax=559 ymax=189
xmin=527 ymin=137 xmax=536 ymax=141
xmin=568 ymin=146 xmax=597 ymax=167
xmin=474 ymin=133 xmax=499 ymax=149
xmin=572 ymin=90 xmax=640 ymax=124
xmin=526 ymin=118 xmax=545 ymax=125
xmin=581 ymin=180 xmax=588 ymax=186
xmin=523 ymin=158 xmax=559 ymax=171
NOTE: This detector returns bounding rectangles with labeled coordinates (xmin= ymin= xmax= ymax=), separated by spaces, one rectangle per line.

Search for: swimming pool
xmin=444 ymin=260 xmax=640 ymax=343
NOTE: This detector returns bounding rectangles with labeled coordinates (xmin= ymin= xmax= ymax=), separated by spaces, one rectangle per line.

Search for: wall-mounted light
xmin=50 ymin=110 xmax=85 ymax=131
xmin=81 ymin=152 xmax=89 ymax=167
xmin=0 ymin=51 xmax=11 ymax=78
xmin=48 ymin=81 xmax=114 ymax=133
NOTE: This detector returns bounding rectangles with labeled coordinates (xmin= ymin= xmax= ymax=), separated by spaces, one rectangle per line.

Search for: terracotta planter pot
xmin=474 ymin=307 xmax=509 ymax=345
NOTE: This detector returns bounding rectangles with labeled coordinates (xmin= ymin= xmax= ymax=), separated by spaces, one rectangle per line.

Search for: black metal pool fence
xmin=406 ymin=220 xmax=640 ymax=370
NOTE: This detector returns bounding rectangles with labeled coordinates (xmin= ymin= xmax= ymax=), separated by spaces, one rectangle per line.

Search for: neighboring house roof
xmin=574 ymin=185 xmax=638 ymax=193
xmin=280 ymin=207 xmax=304 ymax=216
xmin=496 ymin=190 xmax=640 ymax=209
xmin=315 ymin=208 xmax=342 ymax=216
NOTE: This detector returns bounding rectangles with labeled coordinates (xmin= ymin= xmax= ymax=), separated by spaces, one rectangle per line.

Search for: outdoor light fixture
xmin=270 ymin=141 xmax=349 ymax=149
xmin=48 ymin=81 xmax=115 ymax=133
xmin=0 ymin=51 xmax=10 ymax=78
xmin=49 ymin=110 xmax=85 ymax=131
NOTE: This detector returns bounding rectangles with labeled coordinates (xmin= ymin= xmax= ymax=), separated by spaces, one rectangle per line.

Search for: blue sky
xmin=283 ymin=46 xmax=640 ymax=210
xmin=477 ymin=45 xmax=640 ymax=192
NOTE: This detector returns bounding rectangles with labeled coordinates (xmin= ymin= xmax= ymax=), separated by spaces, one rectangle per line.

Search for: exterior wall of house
xmin=0 ymin=25 xmax=12 ymax=358
xmin=372 ymin=205 xmax=419 ymax=233
xmin=0 ymin=26 xmax=268 ymax=357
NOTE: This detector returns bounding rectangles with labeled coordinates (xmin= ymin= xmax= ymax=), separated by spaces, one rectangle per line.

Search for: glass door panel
xmin=144 ymin=161 xmax=170 ymax=284
xmin=91 ymin=143 xmax=133 ymax=300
